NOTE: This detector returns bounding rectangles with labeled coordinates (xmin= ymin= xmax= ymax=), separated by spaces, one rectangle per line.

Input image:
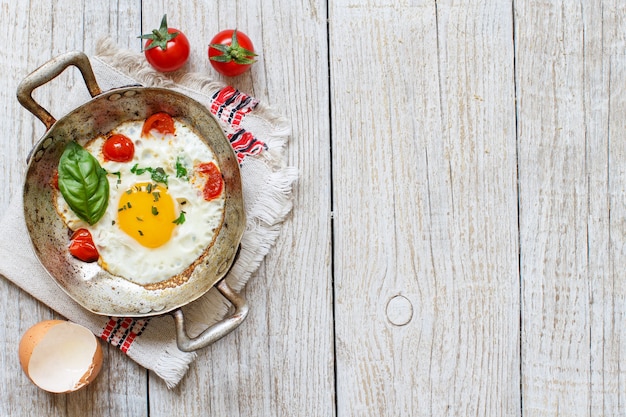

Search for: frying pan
xmin=17 ymin=51 xmax=248 ymax=352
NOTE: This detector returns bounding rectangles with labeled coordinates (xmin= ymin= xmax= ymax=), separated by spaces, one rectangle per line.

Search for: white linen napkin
xmin=0 ymin=38 xmax=296 ymax=388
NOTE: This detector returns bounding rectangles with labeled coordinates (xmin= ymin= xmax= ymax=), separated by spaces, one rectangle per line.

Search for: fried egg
xmin=54 ymin=118 xmax=225 ymax=286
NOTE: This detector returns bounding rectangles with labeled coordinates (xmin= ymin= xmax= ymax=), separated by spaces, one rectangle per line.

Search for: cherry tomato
xmin=103 ymin=134 xmax=134 ymax=162
xmin=139 ymin=15 xmax=190 ymax=72
xmin=208 ymin=29 xmax=257 ymax=77
xmin=69 ymin=228 xmax=99 ymax=263
xmin=142 ymin=112 xmax=176 ymax=137
xmin=197 ymin=162 xmax=224 ymax=201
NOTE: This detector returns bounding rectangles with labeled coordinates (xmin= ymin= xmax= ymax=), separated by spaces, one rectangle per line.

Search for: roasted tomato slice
xmin=69 ymin=228 xmax=99 ymax=263
xmin=142 ymin=112 xmax=175 ymax=137
xmin=197 ymin=162 xmax=224 ymax=201
xmin=103 ymin=134 xmax=135 ymax=162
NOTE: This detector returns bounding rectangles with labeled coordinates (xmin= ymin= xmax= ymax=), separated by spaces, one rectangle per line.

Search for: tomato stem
xmin=209 ymin=30 xmax=257 ymax=65
xmin=139 ymin=14 xmax=179 ymax=51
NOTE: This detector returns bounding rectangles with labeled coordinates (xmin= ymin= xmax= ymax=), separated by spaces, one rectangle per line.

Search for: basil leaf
xmin=58 ymin=141 xmax=110 ymax=225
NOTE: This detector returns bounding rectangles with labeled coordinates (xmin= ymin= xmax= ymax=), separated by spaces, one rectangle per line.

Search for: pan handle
xmin=172 ymin=279 xmax=249 ymax=352
xmin=17 ymin=51 xmax=102 ymax=130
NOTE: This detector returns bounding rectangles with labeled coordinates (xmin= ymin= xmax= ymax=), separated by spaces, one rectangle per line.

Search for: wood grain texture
xmin=517 ymin=1 xmax=626 ymax=415
xmin=2 ymin=0 xmax=626 ymax=415
xmin=330 ymin=0 xmax=519 ymax=415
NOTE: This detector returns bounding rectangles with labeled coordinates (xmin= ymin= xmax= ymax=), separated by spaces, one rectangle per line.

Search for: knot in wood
xmin=385 ymin=294 xmax=413 ymax=326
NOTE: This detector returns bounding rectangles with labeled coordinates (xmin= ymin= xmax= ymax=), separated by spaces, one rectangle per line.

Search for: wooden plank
xmin=600 ymin=53 xmax=626 ymax=414
xmin=586 ymin=3 xmax=626 ymax=415
xmin=143 ymin=1 xmax=334 ymax=416
xmin=516 ymin=0 xmax=626 ymax=414
xmin=0 ymin=2 xmax=145 ymax=416
xmin=254 ymin=0 xmax=335 ymax=414
xmin=330 ymin=0 xmax=519 ymax=415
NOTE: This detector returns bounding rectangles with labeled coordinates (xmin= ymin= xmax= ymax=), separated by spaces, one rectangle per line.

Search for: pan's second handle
xmin=172 ymin=279 xmax=249 ymax=352
xmin=17 ymin=51 xmax=102 ymax=130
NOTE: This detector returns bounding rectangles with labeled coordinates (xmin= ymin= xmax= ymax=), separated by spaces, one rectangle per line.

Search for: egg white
xmin=55 ymin=119 xmax=226 ymax=285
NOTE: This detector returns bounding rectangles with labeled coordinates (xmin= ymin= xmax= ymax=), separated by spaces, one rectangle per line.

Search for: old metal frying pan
xmin=17 ymin=51 xmax=248 ymax=352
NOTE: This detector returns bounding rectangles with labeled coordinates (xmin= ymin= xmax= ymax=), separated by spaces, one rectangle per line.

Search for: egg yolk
xmin=117 ymin=183 xmax=177 ymax=248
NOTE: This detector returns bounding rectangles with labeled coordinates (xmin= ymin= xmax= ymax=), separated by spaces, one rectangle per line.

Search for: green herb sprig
xmin=131 ymin=164 xmax=169 ymax=185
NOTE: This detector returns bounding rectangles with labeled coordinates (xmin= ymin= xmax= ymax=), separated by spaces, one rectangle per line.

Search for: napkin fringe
xmin=248 ymin=167 xmax=299 ymax=226
xmin=151 ymin=347 xmax=197 ymax=389
xmin=228 ymin=224 xmax=282 ymax=287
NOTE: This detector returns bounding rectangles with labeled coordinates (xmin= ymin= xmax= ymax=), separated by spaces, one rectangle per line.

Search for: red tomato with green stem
xmin=139 ymin=15 xmax=190 ymax=72
xmin=208 ymin=29 xmax=257 ymax=77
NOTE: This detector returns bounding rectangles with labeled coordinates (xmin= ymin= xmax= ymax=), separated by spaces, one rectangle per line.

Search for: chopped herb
xmin=175 ymin=156 xmax=189 ymax=180
xmin=131 ymin=163 xmax=169 ymax=186
xmin=108 ymin=171 xmax=122 ymax=185
xmin=151 ymin=206 xmax=159 ymax=216
xmin=126 ymin=189 xmax=132 ymax=195
xmin=172 ymin=211 xmax=186 ymax=225
xmin=118 ymin=207 xmax=125 ymax=212
xmin=146 ymin=183 xmax=153 ymax=193
xmin=127 ymin=202 xmax=132 ymax=209
xmin=112 ymin=220 xmax=116 ymax=225
xmin=152 ymin=167 xmax=168 ymax=184
xmin=130 ymin=163 xmax=144 ymax=175
xmin=152 ymin=191 xmax=160 ymax=202
xmin=138 ymin=230 xmax=144 ymax=236
xmin=136 ymin=217 xmax=143 ymax=222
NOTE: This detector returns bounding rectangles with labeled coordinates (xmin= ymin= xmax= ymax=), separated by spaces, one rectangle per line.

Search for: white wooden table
xmin=1 ymin=1 xmax=625 ymax=416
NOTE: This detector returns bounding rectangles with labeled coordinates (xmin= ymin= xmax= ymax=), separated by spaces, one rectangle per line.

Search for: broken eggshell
xmin=18 ymin=320 xmax=103 ymax=393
